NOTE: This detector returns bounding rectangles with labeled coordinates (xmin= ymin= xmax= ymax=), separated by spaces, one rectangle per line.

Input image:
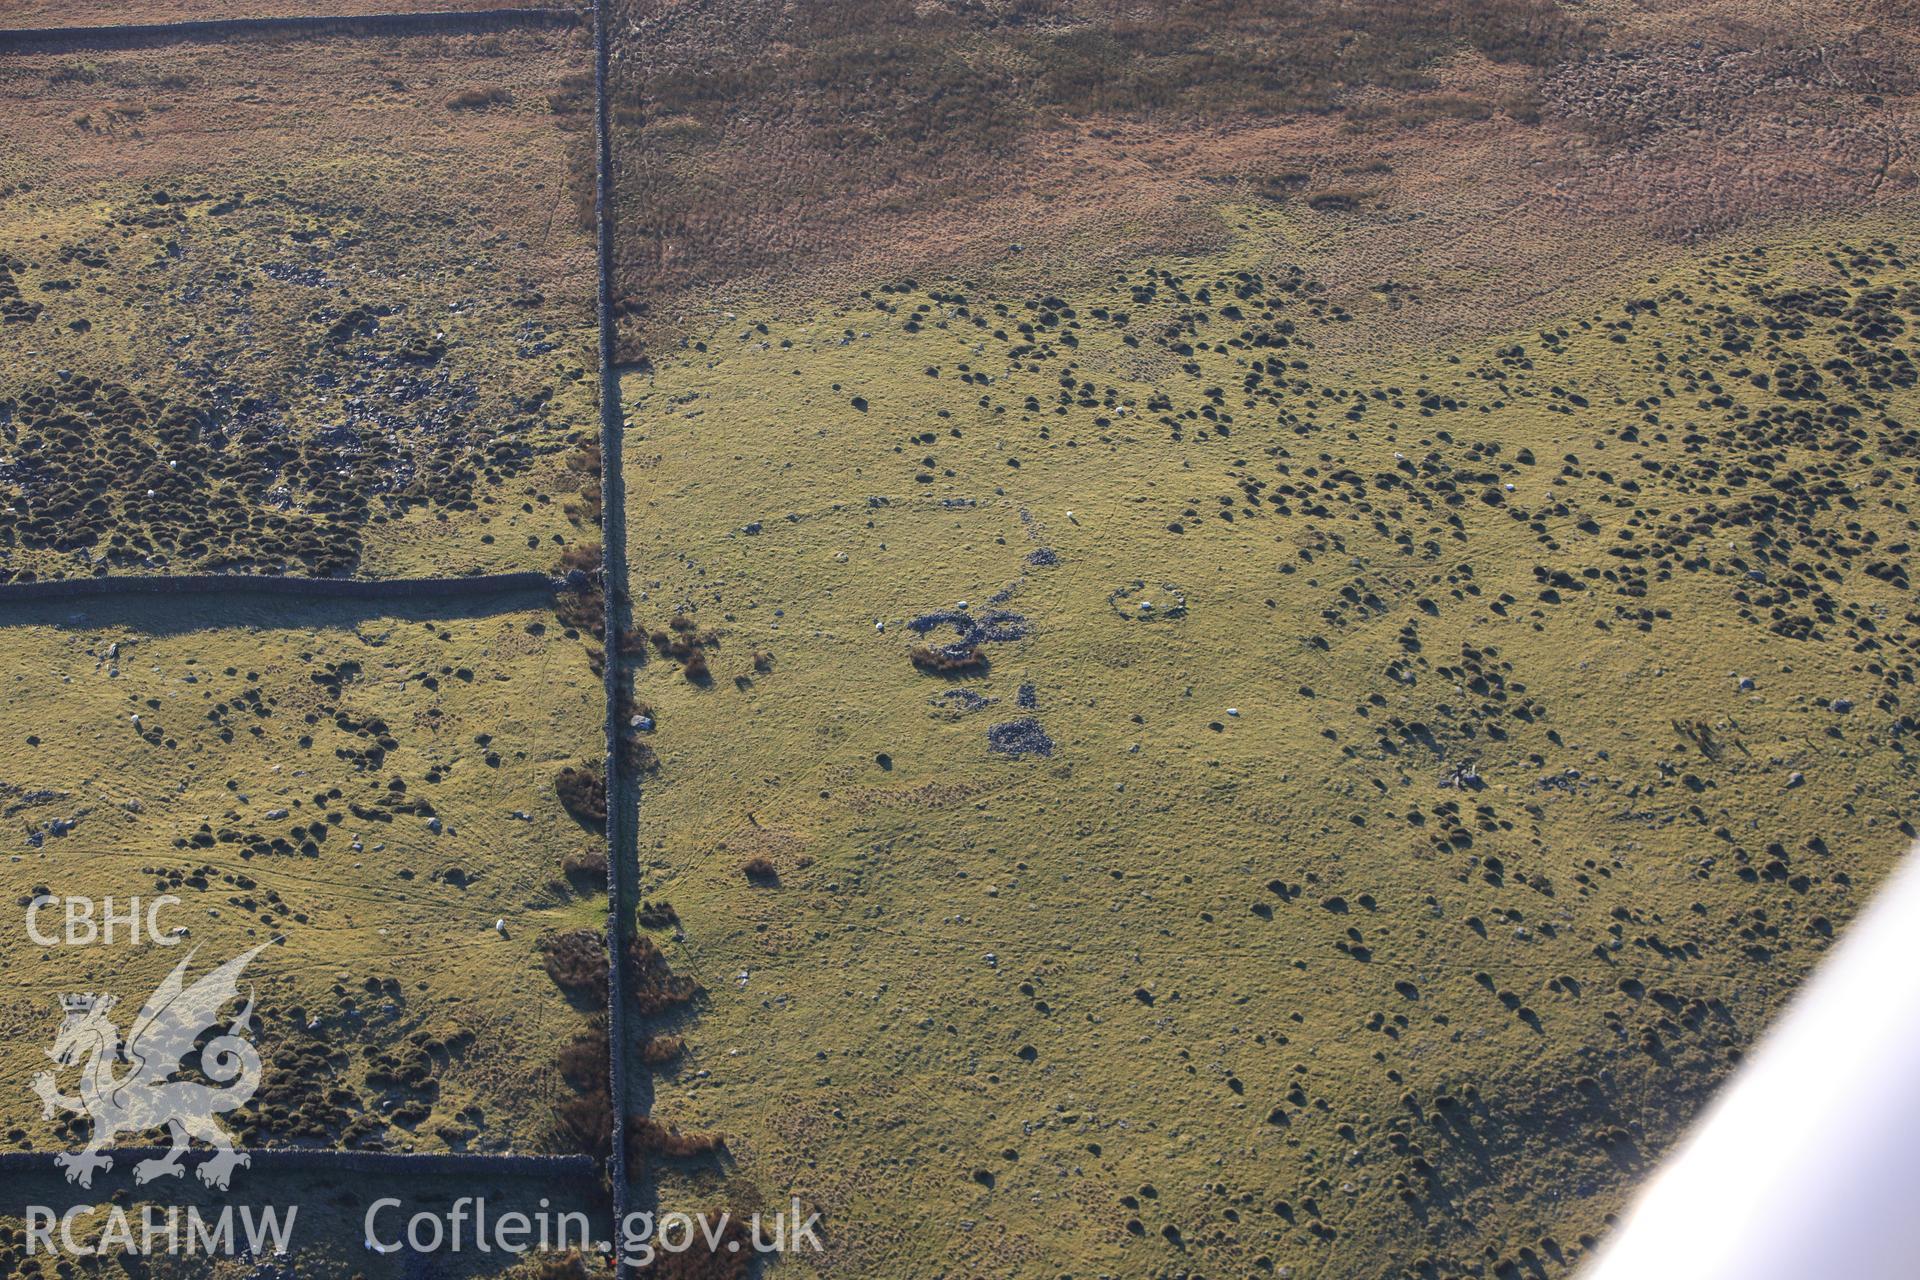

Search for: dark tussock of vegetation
xmin=639 ymin=1034 xmax=685 ymax=1065
xmin=910 ymin=642 xmax=985 ymax=672
xmin=636 ymin=899 xmax=680 ymax=929
xmin=630 ymin=1211 xmax=751 ymax=1278
xmin=539 ymin=929 xmax=612 ymax=1004
xmin=553 ymin=543 xmax=606 ymax=640
xmin=447 ymin=86 xmax=514 ymax=110
xmin=557 ymin=1021 xmax=610 ymax=1093
xmin=555 ymin=764 xmax=608 ymax=829
xmin=562 ymin=441 xmax=603 ymax=528
xmin=531 ymin=1252 xmax=594 ymax=1280
xmin=563 ymin=848 xmax=609 ymax=882
xmin=549 ymin=1088 xmax=612 ymax=1155
xmin=631 ymin=934 xmax=702 ymax=1015
xmin=1307 ymin=189 xmax=1375 ymax=212
xmin=628 ymin=1115 xmax=725 ymax=1161
xmin=649 ymin=613 xmax=721 ymax=683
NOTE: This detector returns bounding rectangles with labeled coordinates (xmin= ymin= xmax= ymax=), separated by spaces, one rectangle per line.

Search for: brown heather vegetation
xmin=549 ymin=1087 xmax=613 ymax=1156
xmin=628 ymin=1115 xmax=725 ymax=1161
xmin=447 ymin=85 xmax=515 ymax=111
xmin=542 ymin=941 xmax=708 ymax=1161
xmin=563 ymin=848 xmax=610 ymax=882
xmin=624 ymin=736 xmax=662 ymax=775
xmin=909 ymin=641 xmax=986 ymax=673
xmin=636 ymin=900 xmax=680 ymax=929
xmin=542 ymin=928 xmax=702 ymax=1015
xmin=648 ymin=613 xmax=721 ymax=683
xmin=530 ymin=1252 xmax=595 ymax=1280
xmin=630 ymin=933 xmax=702 ymax=1016
xmin=539 ymin=928 xmax=611 ymax=1004
xmin=630 ymin=1213 xmax=751 ymax=1280
xmin=548 ymin=1018 xmax=614 ymax=1155
xmin=554 ymin=763 xmax=608 ymax=829
xmin=556 ymin=1021 xmax=610 ymax=1093
xmin=639 ymin=1034 xmax=685 ymax=1065
xmin=601 ymin=0 xmax=1919 ymax=363
xmin=2 ymin=0 xmax=567 ymax=21
xmin=603 ymin=0 xmax=1582 ymax=353
xmin=553 ymin=543 xmax=606 ymax=639
xmin=602 ymin=0 xmax=1589 ymax=353
xmin=562 ymin=440 xmax=604 ymax=528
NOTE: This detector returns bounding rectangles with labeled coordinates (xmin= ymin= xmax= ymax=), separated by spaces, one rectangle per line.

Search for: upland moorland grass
xmin=0 ymin=597 xmax=605 ymax=1156
xmin=621 ymin=207 xmax=1920 ymax=1277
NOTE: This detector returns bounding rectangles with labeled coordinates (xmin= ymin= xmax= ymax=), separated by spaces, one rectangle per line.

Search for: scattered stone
xmin=933 ymin=688 xmax=996 ymax=714
xmin=987 ymin=718 xmax=1054 ymax=758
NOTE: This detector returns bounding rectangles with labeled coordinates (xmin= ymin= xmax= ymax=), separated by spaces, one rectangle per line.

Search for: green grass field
xmin=621 ymin=206 xmax=1920 ymax=1278
xmin=0 ymin=595 xmax=604 ymax=1159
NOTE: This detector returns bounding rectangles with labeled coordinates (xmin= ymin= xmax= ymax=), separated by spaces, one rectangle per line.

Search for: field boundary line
xmin=0 ymin=569 xmax=574 ymax=607
xmin=0 ymin=7 xmax=578 ymax=52
xmin=0 ymin=1148 xmax=597 ymax=1176
xmin=587 ymin=0 xmax=635 ymax=1262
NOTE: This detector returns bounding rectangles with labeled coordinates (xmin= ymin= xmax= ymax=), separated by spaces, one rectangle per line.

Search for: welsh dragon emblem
xmin=33 ymin=944 xmax=267 ymax=1190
